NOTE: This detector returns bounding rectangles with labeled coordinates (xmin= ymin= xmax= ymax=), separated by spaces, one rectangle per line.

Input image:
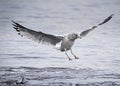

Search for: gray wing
xmin=80 ymin=14 xmax=114 ymax=38
xmin=12 ymin=21 xmax=63 ymax=45
xmin=80 ymin=26 xmax=97 ymax=37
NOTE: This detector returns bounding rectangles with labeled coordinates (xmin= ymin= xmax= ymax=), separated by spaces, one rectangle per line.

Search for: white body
xmin=55 ymin=36 xmax=75 ymax=51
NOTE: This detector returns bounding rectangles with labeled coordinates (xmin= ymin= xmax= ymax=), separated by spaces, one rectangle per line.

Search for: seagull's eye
xmin=75 ymin=34 xmax=78 ymax=37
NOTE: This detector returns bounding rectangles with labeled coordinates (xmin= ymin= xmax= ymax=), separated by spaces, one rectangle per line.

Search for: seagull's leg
xmin=64 ymin=49 xmax=72 ymax=60
xmin=70 ymin=49 xmax=79 ymax=59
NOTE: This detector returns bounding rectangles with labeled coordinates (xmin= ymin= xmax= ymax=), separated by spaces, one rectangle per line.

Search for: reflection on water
xmin=0 ymin=0 xmax=120 ymax=85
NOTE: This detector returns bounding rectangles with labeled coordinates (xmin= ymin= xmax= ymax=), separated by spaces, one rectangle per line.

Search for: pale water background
xmin=0 ymin=0 xmax=120 ymax=85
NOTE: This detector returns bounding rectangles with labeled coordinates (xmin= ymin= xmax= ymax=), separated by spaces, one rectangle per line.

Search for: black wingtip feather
xmin=12 ymin=20 xmax=19 ymax=26
xmin=12 ymin=20 xmax=27 ymax=29
xmin=12 ymin=20 xmax=28 ymax=33
xmin=98 ymin=14 xmax=114 ymax=26
xmin=12 ymin=20 xmax=15 ymax=23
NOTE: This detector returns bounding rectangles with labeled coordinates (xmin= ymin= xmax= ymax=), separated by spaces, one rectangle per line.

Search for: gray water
xmin=0 ymin=0 xmax=120 ymax=86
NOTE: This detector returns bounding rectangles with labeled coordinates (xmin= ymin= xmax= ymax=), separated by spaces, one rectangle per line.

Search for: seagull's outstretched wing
xmin=80 ymin=14 xmax=114 ymax=38
xmin=12 ymin=21 xmax=63 ymax=45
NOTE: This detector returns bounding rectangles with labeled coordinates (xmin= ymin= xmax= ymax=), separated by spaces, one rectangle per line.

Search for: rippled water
xmin=0 ymin=0 xmax=120 ymax=85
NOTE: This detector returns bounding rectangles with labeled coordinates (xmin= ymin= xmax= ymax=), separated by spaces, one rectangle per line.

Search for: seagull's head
xmin=67 ymin=33 xmax=80 ymax=41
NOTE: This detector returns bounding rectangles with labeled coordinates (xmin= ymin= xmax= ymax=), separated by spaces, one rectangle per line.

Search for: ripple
xmin=0 ymin=66 xmax=120 ymax=86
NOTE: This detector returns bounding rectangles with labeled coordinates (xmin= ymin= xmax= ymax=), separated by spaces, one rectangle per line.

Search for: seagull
xmin=12 ymin=14 xmax=114 ymax=60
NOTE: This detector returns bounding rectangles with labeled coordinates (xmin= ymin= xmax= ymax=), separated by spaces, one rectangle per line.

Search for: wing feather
xmin=80 ymin=14 xmax=114 ymax=38
xmin=12 ymin=21 xmax=63 ymax=45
